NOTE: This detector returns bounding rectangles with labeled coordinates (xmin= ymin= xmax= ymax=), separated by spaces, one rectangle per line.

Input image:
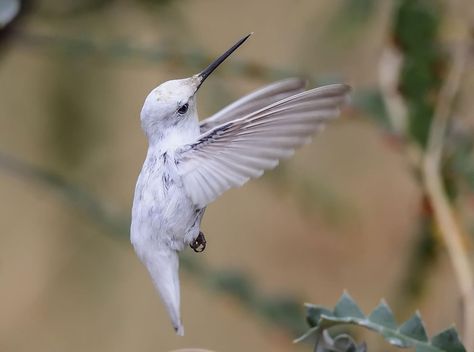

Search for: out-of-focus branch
xmin=0 ymin=151 xmax=130 ymax=235
xmin=378 ymin=45 xmax=408 ymax=135
xmin=0 ymin=151 xmax=306 ymax=336
xmin=422 ymin=16 xmax=474 ymax=349
xmin=11 ymin=30 xmax=303 ymax=82
xmin=377 ymin=44 xmax=422 ymax=173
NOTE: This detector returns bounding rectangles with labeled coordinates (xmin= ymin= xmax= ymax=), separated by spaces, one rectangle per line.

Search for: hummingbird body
xmin=131 ymin=147 xmax=203 ymax=253
xmin=130 ymin=34 xmax=350 ymax=336
xmin=131 ymin=80 xmax=205 ymax=335
xmin=131 ymin=146 xmax=203 ymax=336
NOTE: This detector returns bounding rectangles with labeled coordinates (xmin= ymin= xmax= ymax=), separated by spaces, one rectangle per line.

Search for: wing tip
xmin=341 ymin=83 xmax=352 ymax=94
xmin=322 ymin=83 xmax=352 ymax=94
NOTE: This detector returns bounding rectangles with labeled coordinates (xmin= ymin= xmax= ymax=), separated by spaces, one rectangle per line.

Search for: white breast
xmin=130 ymin=151 xmax=197 ymax=255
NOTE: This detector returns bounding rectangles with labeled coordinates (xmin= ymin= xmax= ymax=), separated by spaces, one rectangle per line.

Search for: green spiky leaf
xmin=296 ymin=292 xmax=466 ymax=352
xmin=368 ymin=300 xmax=397 ymax=329
xmin=398 ymin=312 xmax=428 ymax=342
xmin=334 ymin=292 xmax=366 ymax=319
xmin=431 ymin=328 xmax=466 ymax=352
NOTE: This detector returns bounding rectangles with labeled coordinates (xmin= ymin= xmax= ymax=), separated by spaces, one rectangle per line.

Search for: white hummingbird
xmin=130 ymin=33 xmax=350 ymax=336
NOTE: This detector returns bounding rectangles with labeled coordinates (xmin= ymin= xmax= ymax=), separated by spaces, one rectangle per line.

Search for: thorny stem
xmin=422 ymin=16 xmax=474 ymax=350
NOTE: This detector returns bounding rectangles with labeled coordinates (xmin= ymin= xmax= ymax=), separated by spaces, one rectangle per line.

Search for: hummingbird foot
xmin=190 ymin=231 xmax=206 ymax=253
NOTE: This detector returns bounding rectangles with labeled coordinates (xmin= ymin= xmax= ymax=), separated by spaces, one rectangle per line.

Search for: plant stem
xmin=422 ymin=16 xmax=474 ymax=349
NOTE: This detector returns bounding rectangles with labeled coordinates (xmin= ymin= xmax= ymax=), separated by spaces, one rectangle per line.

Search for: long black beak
xmin=196 ymin=33 xmax=252 ymax=89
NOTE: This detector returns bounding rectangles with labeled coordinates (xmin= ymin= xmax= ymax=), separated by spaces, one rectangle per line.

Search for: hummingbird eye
xmin=177 ymin=103 xmax=189 ymax=115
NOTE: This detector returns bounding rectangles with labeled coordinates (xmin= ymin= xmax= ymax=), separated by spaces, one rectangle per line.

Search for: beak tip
xmin=243 ymin=32 xmax=253 ymax=42
xmin=197 ymin=33 xmax=253 ymax=87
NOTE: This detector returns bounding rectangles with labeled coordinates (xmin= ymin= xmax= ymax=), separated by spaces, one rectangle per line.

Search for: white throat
xmin=148 ymin=115 xmax=200 ymax=152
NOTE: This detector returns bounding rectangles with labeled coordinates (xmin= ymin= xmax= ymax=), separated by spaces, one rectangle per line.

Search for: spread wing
xmin=177 ymin=84 xmax=351 ymax=208
xmin=199 ymin=78 xmax=306 ymax=133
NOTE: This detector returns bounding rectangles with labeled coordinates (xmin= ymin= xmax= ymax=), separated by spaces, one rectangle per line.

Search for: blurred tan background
xmin=0 ymin=0 xmax=473 ymax=351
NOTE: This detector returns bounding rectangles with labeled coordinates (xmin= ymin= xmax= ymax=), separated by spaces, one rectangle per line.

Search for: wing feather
xmin=199 ymin=78 xmax=307 ymax=132
xmin=178 ymin=83 xmax=351 ymax=207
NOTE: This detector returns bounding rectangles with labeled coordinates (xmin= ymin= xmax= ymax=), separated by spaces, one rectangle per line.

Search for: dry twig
xmin=422 ymin=14 xmax=474 ymax=350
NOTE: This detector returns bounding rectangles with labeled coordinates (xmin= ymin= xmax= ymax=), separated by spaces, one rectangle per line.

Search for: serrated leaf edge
xmin=297 ymin=293 xmax=466 ymax=352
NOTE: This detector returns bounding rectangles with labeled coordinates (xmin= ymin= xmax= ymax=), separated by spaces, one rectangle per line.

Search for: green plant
xmin=296 ymin=292 xmax=465 ymax=352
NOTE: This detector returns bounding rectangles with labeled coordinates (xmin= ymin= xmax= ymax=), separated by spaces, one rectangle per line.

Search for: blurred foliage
xmin=45 ymin=58 xmax=105 ymax=170
xmin=35 ymin=0 xmax=114 ymax=17
xmin=445 ymin=125 xmax=474 ymax=195
xmin=392 ymin=0 xmax=445 ymax=147
xmin=311 ymin=0 xmax=469 ymax=343
xmin=394 ymin=214 xmax=439 ymax=315
xmin=327 ymin=0 xmax=378 ymax=37
xmin=11 ymin=31 xmax=298 ymax=81
xmin=297 ymin=292 xmax=466 ymax=352
xmin=137 ymin=0 xmax=176 ymax=9
xmin=352 ymin=89 xmax=391 ymax=130
xmin=365 ymin=0 xmax=473 ymax=327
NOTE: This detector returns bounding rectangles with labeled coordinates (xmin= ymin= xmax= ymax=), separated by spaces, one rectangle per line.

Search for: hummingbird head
xmin=140 ymin=33 xmax=252 ymax=144
xmin=140 ymin=76 xmax=200 ymax=136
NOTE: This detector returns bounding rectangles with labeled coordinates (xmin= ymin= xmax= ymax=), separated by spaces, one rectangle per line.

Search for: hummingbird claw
xmin=190 ymin=231 xmax=206 ymax=253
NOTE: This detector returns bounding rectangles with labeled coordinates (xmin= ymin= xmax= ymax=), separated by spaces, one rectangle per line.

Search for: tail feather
xmin=143 ymin=249 xmax=183 ymax=335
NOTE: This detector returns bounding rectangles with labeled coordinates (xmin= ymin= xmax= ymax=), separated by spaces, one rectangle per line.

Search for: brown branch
xmin=422 ymin=16 xmax=474 ymax=350
xmin=378 ymin=45 xmax=408 ymax=135
xmin=377 ymin=44 xmax=423 ymax=173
